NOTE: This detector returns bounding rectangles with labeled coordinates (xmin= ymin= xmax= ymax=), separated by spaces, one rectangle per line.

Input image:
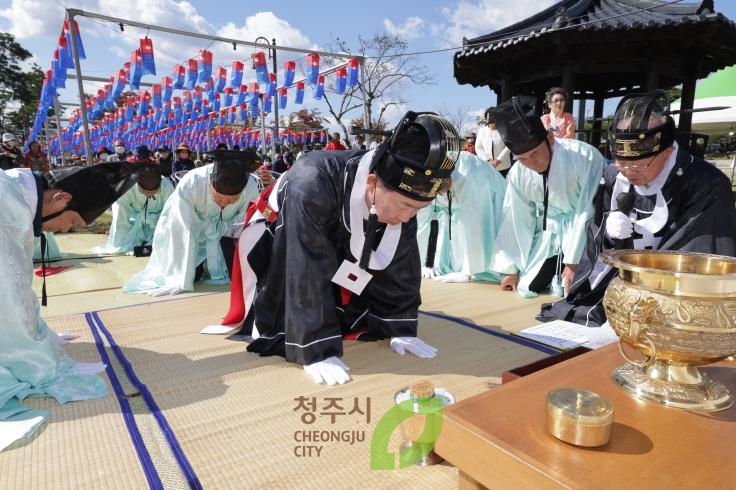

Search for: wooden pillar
xmin=591 ymin=96 xmax=605 ymax=150
xmin=500 ymin=76 xmax=513 ymax=103
xmin=646 ymin=59 xmax=660 ymax=91
xmin=677 ymin=72 xmax=697 ymax=148
xmin=562 ymin=61 xmax=574 ymax=114
xmin=576 ymin=98 xmax=586 ymax=141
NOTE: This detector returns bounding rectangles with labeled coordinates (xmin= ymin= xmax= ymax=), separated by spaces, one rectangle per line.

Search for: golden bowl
xmin=601 ymin=250 xmax=736 ymax=411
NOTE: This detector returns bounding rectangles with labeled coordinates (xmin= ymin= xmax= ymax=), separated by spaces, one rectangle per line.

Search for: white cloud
xmin=435 ymin=0 xmax=557 ymax=47
xmin=383 ymin=16 xmax=426 ymax=40
xmin=0 ymin=0 xmax=74 ymax=38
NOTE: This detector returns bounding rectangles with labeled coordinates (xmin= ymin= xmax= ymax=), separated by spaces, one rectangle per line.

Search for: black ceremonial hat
xmin=47 ymin=163 xmax=139 ymax=224
xmin=490 ymin=95 xmax=548 ymax=155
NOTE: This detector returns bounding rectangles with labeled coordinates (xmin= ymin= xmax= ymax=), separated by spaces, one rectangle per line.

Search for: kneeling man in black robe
xmin=539 ymin=90 xmax=736 ymax=327
xmin=215 ymin=112 xmax=461 ymax=385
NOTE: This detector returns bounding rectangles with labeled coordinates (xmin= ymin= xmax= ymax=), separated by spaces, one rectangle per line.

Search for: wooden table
xmin=435 ymin=344 xmax=736 ymax=489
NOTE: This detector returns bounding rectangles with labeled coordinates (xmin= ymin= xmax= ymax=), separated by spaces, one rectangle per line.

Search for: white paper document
xmin=517 ymin=320 xmax=619 ymax=350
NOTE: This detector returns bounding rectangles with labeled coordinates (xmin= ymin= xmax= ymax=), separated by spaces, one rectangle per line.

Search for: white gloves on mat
xmin=148 ymin=286 xmax=182 ymax=297
xmin=433 ymin=272 xmax=470 ymax=283
xmin=606 ymin=211 xmax=633 ymax=240
xmin=304 ymin=356 xmax=351 ymax=385
xmin=390 ymin=337 xmax=438 ymax=358
xmin=421 ymin=266 xmax=437 ymax=279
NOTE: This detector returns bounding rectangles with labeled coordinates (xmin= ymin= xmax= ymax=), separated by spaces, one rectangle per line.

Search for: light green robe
xmin=94 ymin=178 xmax=175 ymax=255
xmin=491 ymin=138 xmax=604 ymax=297
xmin=33 ymin=232 xmax=65 ymax=261
xmin=0 ymin=168 xmax=106 ymax=450
xmin=123 ymin=164 xmax=259 ymax=293
xmin=417 ymin=151 xmax=506 ymax=281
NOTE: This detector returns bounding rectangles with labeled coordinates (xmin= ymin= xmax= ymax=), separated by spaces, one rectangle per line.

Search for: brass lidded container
xmin=547 ymin=388 xmax=614 ymax=447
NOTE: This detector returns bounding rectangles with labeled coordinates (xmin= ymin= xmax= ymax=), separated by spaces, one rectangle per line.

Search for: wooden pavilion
xmin=453 ymin=0 xmax=736 ymax=148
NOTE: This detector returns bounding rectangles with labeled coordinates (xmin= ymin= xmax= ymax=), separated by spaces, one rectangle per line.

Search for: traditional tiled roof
xmin=454 ymin=0 xmax=736 ymax=95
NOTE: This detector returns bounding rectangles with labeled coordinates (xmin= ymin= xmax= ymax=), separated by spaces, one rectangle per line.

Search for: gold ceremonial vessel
xmin=601 ymin=250 xmax=736 ymax=411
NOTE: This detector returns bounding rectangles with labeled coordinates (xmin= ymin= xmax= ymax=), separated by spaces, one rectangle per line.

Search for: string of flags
xmin=29 ymin=20 xmax=361 ymax=157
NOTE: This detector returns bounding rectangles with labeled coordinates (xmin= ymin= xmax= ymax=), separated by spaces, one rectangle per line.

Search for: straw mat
xmin=3 ymin=293 xmax=551 ymax=489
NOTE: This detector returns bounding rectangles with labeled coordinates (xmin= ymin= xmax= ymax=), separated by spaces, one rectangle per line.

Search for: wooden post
xmin=591 ymin=96 xmax=605 ymax=150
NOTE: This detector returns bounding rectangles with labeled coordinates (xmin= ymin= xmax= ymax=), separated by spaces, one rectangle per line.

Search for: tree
xmin=320 ymin=33 xmax=435 ymax=143
xmin=282 ymin=108 xmax=324 ymax=131
xmin=0 ymin=33 xmax=44 ymax=139
xmin=434 ymin=103 xmax=475 ymax=137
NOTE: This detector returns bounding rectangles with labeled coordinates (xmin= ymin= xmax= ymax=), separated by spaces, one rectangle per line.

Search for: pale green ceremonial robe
xmin=94 ymin=178 xmax=175 ymax=255
xmin=491 ymin=138 xmax=604 ymax=297
xmin=33 ymin=232 xmax=65 ymax=261
xmin=0 ymin=168 xmax=106 ymax=451
xmin=417 ymin=151 xmax=506 ymax=281
xmin=122 ymin=164 xmax=259 ymax=293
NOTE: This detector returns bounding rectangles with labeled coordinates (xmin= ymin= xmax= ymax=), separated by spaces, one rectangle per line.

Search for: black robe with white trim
xmin=538 ymin=146 xmax=736 ymax=327
xmin=246 ymin=150 xmax=421 ymax=365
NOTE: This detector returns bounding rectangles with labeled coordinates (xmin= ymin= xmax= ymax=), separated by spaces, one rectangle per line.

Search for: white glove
xmin=433 ymin=272 xmax=470 ymax=283
xmin=55 ymin=332 xmax=80 ymax=346
xmin=606 ymin=211 xmax=634 ymax=240
xmin=73 ymin=362 xmax=107 ymax=375
xmin=390 ymin=337 xmax=438 ymax=358
xmin=303 ymin=356 xmax=351 ymax=385
xmin=421 ymin=266 xmax=437 ymax=279
xmin=148 ymin=286 xmax=182 ymax=297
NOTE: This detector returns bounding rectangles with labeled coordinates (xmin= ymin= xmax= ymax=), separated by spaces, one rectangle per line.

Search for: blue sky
xmin=1 ymin=0 xmax=735 ymax=137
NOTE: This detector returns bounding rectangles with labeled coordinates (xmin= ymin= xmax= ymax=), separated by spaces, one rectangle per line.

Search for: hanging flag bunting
xmin=228 ymin=106 xmax=237 ymax=124
xmin=335 ymin=67 xmax=347 ymax=94
xmin=197 ymin=49 xmax=213 ymax=84
xmin=268 ymin=73 xmax=277 ymax=98
xmin=320 ymin=130 xmax=327 ymax=143
xmin=252 ymin=51 xmax=269 ymax=86
xmin=278 ymin=87 xmax=288 ymax=110
xmin=239 ymin=104 xmax=247 ymax=122
xmin=348 ymin=58 xmax=360 ymax=86
xmin=214 ymin=66 xmax=227 ymax=93
xmin=182 ymin=90 xmax=193 ymax=113
xmin=236 ymin=84 xmax=247 ymax=106
xmin=202 ymin=99 xmax=210 ymax=118
xmin=295 ymin=81 xmax=305 ymax=104
xmin=58 ymin=36 xmax=74 ymax=70
xmin=248 ymin=82 xmax=260 ymax=106
xmin=263 ymin=95 xmax=272 ymax=114
xmin=223 ymin=87 xmax=233 ymax=107
xmin=283 ymin=60 xmax=296 ymax=88
xmin=313 ymin=75 xmax=325 ymax=99
xmin=193 ymin=86 xmax=203 ymax=111
xmin=172 ymin=65 xmax=185 ymax=89
xmin=138 ymin=91 xmax=151 ymax=116
xmin=152 ymin=84 xmax=162 ymax=109
xmin=229 ymin=60 xmax=244 ymax=89
xmin=306 ymin=53 xmax=320 ymax=86
xmin=205 ymin=76 xmax=215 ymax=100
xmin=213 ymin=93 xmax=221 ymax=113
xmin=64 ymin=19 xmax=86 ymax=59
xmin=161 ymin=75 xmax=173 ymax=103
xmin=140 ymin=37 xmax=156 ymax=76
xmin=185 ymin=59 xmax=198 ymax=90
xmin=130 ymin=50 xmax=143 ymax=90
xmin=111 ymin=69 xmax=127 ymax=100
xmin=250 ymin=98 xmax=260 ymax=119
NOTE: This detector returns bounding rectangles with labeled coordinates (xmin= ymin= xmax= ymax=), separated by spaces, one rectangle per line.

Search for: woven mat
xmin=1 ymin=293 xmax=550 ymax=489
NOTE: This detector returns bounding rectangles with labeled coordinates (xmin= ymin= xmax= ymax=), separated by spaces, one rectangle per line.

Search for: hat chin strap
xmin=40 ymin=207 xmax=68 ymax=223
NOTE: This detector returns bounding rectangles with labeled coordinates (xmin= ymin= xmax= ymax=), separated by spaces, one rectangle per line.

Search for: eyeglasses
xmin=614 ymin=154 xmax=657 ymax=173
xmin=550 ymin=98 xmax=565 ymax=104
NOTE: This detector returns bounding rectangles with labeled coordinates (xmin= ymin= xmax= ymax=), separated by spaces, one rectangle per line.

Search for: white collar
xmin=348 ymin=151 xmax=402 ymax=270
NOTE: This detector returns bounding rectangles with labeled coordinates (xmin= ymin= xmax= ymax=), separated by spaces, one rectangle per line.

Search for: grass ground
xmin=75 ymin=210 xmax=112 ymax=234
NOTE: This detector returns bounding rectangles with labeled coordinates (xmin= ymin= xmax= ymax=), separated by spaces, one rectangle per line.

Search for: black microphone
xmin=614 ymin=191 xmax=636 ymax=250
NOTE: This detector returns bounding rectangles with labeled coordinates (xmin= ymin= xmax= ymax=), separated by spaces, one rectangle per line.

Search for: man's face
xmin=514 ymin=141 xmax=551 ymax=173
xmin=209 ymin=182 xmax=241 ymax=208
xmin=614 ymin=147 xmax=672 ymax=186
xmin=177 ymin=150 xmax=190 ymax=159
xmin=41 ymin=191 xmax=87 ymax=232
xmin=366 ymin=175 xmax=431 ymax=225
xmin=159 ymin=150 xmax=170 ymax=159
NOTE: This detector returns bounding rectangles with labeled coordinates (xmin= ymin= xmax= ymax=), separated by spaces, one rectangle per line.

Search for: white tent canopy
xmin=672 ymin=66 xmax=736 ymax=134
